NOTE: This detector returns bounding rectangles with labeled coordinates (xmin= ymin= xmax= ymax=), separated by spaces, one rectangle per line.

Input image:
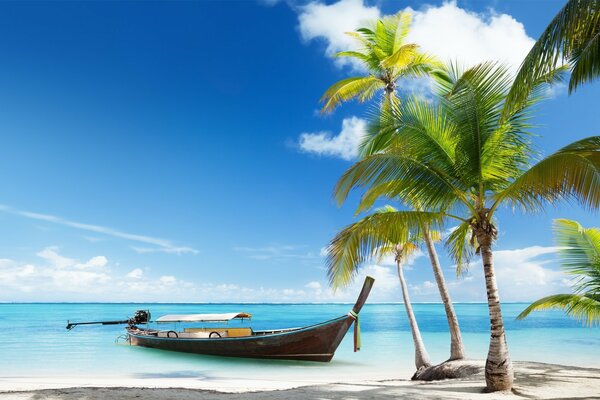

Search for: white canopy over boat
xmin=156 ymin=313 xmax=251 ymax=323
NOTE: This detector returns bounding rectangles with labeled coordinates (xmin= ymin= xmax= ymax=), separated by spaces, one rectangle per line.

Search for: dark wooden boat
xmin=127 ymin=276 xmax=374 ymax=362
xmin=66 ymin=276 xmax=374 ymax=362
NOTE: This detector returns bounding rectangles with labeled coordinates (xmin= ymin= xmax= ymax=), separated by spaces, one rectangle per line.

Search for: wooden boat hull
xmin=126 ymin=276 xmax=374 ymax=362
xmin=127 ymin=315 xmax=353 ymax=362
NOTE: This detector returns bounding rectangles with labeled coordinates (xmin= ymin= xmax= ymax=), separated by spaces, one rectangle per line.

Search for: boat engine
xmin=129 ymin=310 xmax=150 ymax=326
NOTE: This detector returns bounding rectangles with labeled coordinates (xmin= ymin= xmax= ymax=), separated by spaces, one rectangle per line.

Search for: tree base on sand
xmin=412 ymin=359 xmax=483 ymax=381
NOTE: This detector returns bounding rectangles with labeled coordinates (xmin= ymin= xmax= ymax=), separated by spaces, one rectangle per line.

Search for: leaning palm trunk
xmin=423 ymin=229 xmax=466 ymax=360
xmin=478 ymin=233 xmax=514 ymax=392
xmin=396 ymin=260 xmax=432 ymax=370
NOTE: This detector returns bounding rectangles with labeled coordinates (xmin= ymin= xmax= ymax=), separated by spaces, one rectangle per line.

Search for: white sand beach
xmin=1 ymin=361 xmax=599 ymax=400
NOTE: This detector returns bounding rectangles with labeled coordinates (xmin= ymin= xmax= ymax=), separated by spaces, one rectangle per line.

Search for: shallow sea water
xmin=0 ymin=303 xmax=598 ymax=383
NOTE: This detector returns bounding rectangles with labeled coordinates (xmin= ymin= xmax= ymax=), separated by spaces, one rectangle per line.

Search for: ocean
xmin=1 ymin=303 xmax=598 ymax=383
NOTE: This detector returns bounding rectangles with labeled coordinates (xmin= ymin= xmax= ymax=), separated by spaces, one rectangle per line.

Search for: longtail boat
xmin=66 ymin=276 xmax=374 ymax=362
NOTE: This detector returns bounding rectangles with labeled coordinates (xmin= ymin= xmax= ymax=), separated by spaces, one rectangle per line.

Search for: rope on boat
xmin=348 ymin=310 xmax=361 ymax=352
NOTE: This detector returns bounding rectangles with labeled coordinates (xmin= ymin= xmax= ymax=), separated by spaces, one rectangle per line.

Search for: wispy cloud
xmin=0 ymin=204 xmax=198 ymax=255
xmin=131 ymin=246 xmax=199 ymax=255
xmin=233 ymin=244 xmax=321 ymax=261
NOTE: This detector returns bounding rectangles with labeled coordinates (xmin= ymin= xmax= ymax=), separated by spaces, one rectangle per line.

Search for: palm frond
xmin=398 ymin=52 xmax=444 ymax=79
xmin=493 ymin=136 xmax=600 ymax=214
xmin=333 ymin=152 xmax=467 ymax=212
xmin=507 ymin=0 xmax=600 ymax=108
xmin=320 ymin=76 xmax=383 ymax=114
xmin=335 ymin=50 xmax=370 ymax=61
xmin=501 ymin=65 xmax=569 ymax=123
xmin=360 ymin=96 xmax=457 ymax=167
xmin=553 ymin=219 xmax=600 ymax=294
xmin=569 ymin=25 xmax=600 ymax=92
xmin=381 ymin=43 xmax=418 ymax=69
xmin=326 ymin=209 xmax=443 ymax=288
xmin=444 ymin=220 xmax=475 ymax=275
xmin=392 ymin=12 xmax=412 ymax=53
xmin=516 ymin=293 xmax=600 ymax=326
xmin=320 ymin=12 xmax=441 ymax=114
xmin=443 ymin=62 xmax=517 ymax=190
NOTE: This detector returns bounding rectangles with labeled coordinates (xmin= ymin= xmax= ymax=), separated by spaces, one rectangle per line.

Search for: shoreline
xmin=1 ymin=361 xmax=599 ymax=399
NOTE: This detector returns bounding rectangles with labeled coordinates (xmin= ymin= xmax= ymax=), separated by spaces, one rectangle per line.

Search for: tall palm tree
xmin=320 ymin=12 xmax=465 ymax=361
xmin=326 ymin=206 xmax=436 ymax=371
xmin=518 ymin=219 xmax=600 ymax=325
xmin=320 ymin=12 xmax=440 ymax=113
xmin=333 ymin=62 xmax=600 ymax=391
xmin=506 ymin=0 xmax=600 ymax=113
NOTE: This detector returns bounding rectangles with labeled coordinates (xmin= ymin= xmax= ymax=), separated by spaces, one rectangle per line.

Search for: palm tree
xmin=333 ymin=62 xmax=600 ymax=391
xmin=506 ymin=0 xmax=600 ymax=112
xmin=320 ymin=12 xmax=440 ymax=113
xmin=320 ymin=12 xmax=465 ymax=362
xmin=518 ymin=219 xmax=600 ymax=325
xmin=326 ymin=206 xmax=436 ymax=371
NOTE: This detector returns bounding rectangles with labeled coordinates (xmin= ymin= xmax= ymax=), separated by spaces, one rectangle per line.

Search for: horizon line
xmin=0 ymin=301 xmax=535 ymax=305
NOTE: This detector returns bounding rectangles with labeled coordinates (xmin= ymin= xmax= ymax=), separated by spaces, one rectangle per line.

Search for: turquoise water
xmin=1 ymin=303 xmax=598 ymax=382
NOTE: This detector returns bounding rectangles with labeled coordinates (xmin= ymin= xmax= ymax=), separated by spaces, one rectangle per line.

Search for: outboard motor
xmin=66 ymin=309 xmax=151 ymax=330
xmin=129 ymin=310 xmax=150 ymax=326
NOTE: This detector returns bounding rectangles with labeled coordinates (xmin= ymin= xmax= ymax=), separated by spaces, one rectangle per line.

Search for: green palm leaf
xmin=320 ymin=12 xmax=440 ymax=114
xmin=554 ymin=219 xmax=600 ymax=294
xmin=333 ymin=152 xmax=468 ymax=213
xmin=392 ymin=12 xmax=412 ymax=53
xmin=444 ymin=220 xmax=475 ymax=275
xmin=493 ymin=136 xmax=600 ymax=214
xmin=380 ymin=43 xmax=418 ymax=69
xmin=320 ymin=76 xmax=383 ymax=113
xmin=507 ymin=0 xmax=600 ymax=109
xmin=569 ymin=26 xmax=600 ymax=92
xmin=517 ymin=294 xmax=600 ymax=326
xmin=326 ymin=208 xmax=443 ymax=288
xmin=519 ymin=219 xmax=600 ymax=326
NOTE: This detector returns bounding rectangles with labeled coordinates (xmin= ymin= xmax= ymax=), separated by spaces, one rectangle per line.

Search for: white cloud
xmin=159 ymin=275 xmax=177 ymax=285
xmin=79 ymin=255 xmax=108 ymax=269
xmin=407 ymin=2 xmax=535 ymax=72
xmin=298 ymin=0 xmax=380 ymax=69
xmin=36 ymin=247 xmax=74 ymax=269
xmin=0 ymin=243 xmax=571 ymax=303
xmin=0 ymin=250 xmax=111 ymax=295
xmin=297 ymin=0 xmax=534 ymax=72
xmin=0 ymin=204 xmax=198 ymax=255
xmin=305 ymin=281 xmax=322 ymax=290
xmin=0 ymin=247 xmax=197 ymax=301
xmin=0 ymin=246 xmax=402 ymax=302
xmin=298 ymin=116 xmax=366 ymax=160
xmin=35 ymin=247 xmax=107 ymax=270
xmin=126 ymin=268 xmax=144 ymax=279
xmin=442 ymin=245 xmax=570 ymax=302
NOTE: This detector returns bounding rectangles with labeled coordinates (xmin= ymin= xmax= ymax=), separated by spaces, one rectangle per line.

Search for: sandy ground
xmin=0 ymin=361 xmax=599 ymax=400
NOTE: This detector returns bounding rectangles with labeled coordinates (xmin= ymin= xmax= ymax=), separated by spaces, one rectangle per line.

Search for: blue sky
xmin=0 ymin=0 xmax=597 ymax=303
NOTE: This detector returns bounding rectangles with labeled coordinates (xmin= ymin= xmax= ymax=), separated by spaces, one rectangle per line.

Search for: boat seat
xmin=227 ymin=328 xmax=252 ymax=337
